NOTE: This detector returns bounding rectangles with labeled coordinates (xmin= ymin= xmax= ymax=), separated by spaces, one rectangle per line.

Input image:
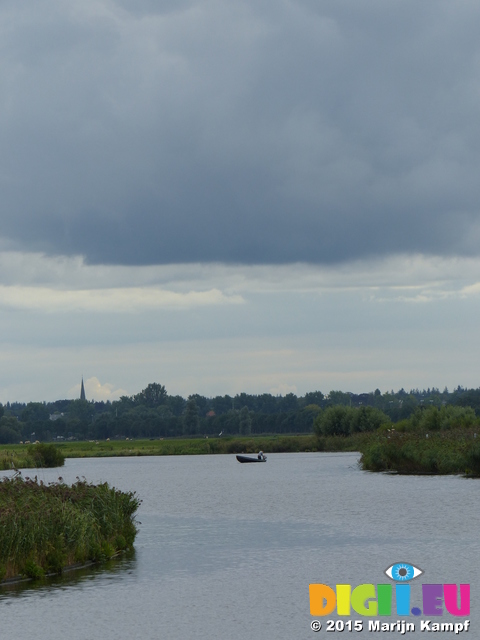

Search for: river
xmin=1 ymin=452 xmax=478 ymax=639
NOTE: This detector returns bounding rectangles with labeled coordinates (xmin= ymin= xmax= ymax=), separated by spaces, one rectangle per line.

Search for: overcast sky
xmin=1 ymin=0 xmax=480 ymax=403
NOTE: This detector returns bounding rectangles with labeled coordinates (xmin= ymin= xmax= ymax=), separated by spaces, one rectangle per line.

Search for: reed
xmin=359 ymin=430 xmax=480 ymax=475
xmin=27 ymin=443 xmax=65 ymax=468
xmin=0 ymin=443 xmax=64 ymax=470
xmin=0 ymin=475 xmax=140 ymax=582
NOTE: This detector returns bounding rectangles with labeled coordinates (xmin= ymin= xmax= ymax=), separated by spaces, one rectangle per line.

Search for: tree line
xmin=1 ymin=383 xmax=480 ymax=444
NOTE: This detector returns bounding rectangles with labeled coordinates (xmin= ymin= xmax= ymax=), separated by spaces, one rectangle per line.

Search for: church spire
xmin=80 ymin=377 xmax=86 ymax=401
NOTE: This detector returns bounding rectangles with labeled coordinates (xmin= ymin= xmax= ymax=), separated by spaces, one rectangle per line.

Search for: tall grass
xmin=28 ymin=443 xmax=65 ymax=468
xmin=0 ymin=443 xmax=64 ymax=470
xmin=359 ymin=430 xmax=480 ymax=475
xmin=0 ymin=475 xmax=140 ymax=581
xmin=0 ymin=450 xmax=33 ymax=471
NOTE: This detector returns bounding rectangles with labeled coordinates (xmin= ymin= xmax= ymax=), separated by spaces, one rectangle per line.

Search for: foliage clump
xmin=28 ymin=443 xmax=65 ymax=468
xmin=0 ymin=476 xmax=140 ymax=582
xmin=0 ymin=443 xmax=64 ymax=471
xmin=314 ymin=406 xmax=389 ymax=437
xmin=359 ymin=429 xmax=480 ymax=475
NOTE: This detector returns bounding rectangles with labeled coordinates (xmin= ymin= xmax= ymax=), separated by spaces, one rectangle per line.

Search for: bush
xmin=0 ymin=476 xmax=140 ymax=581
xmin=465 ymin=443 xmax=480 ymax=475
xmin=28 ymin=443 xmax=65 ymax=468
xmin=0 ymin=424 xmax=21 ymax=444
xmin=314 ymin=406 xmax=352 ymax=436
xmin=24 ymin=560 xmax=44 ymax=580
xmin=314 ymin=406 xmax=389 ymax=437
xmin=359 ymin=430 xmax=480 ymax=475
xmin=351 ymin=407 xmax=389 ymax=433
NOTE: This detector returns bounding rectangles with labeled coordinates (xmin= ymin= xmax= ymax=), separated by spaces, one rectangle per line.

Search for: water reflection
xmin=0 ymin=550 xmax=137 ymax=600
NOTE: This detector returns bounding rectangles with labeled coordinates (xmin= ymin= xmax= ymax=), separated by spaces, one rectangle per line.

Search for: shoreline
xmin=3 ymin=431 xmax=479 ymax=477
xmin=0 ymin=560 xmax=96 ymax=587
xmin=1 ymin=434 xmax=359 ymax=469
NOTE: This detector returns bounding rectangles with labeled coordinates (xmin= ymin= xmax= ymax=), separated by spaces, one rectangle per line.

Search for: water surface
xmin=1 ymin=453 xmax=478 ymax=639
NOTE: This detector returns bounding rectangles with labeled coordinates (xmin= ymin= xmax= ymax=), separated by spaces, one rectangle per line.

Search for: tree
xmin=68 ymin=399 xmax=94 ymax=423
xmin=279 ymin=393 xmax=298 ymax=412
xmin=167 ymin=395 xmax=186 ymax=416
xmin=314 ymin=406 xmax=353 ymax=436
xmin=296 ymin=405 xmax=321 ymax=431
xmin=211 ymin=395 xmax=234 ymax=415
xmin=256 ymin=393 xmax=277 ymax=414
xmin=135 ymin=383 xmax=167 ymax=408
xmin=189 ymin=394 xmax=209 ymax=414
xmin=303 ymin=391 xmax=325 ymax=407
xmin=239 ymin=406 xmax=252 ymax=435
xmin=183 ymin=398 xmax=199 ymax=436
xmin=326 ymin=391 xmax=352 ymax=407
xmin=94 ymin=413 xmax=114 ymax=439
xmin=350 ymin=406 xmax=389 ymax=433
xmin=315 ymin=406 xmax=388 ymax=437
xmin=21 ymin=402 xmax=50 ymax=424
xmin=235 ymin=393 xmax=255 ymax=412
xmin=0 ymin=416 xmax=21 ymax=444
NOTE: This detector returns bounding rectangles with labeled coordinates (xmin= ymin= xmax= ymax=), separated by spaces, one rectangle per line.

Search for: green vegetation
xmin=313 ymin=405 xmax=389 ymax=436
xmin=28 ymin=443 xmax=65 ymax=468
xmin=0 ymin=443 xmax=64 ymax=471
xmin=1 ymin=434 xmax=358 ymax=466
xmin=2 ymin=381 xmax=480 ymax=476
xmin=3 ymin=381 xmax=480 ymax=445
xmin=358 ymin=405 xmax=480 ymax=475
xmin=2 ymin=404 xmax=480 ymax=476
xmin=0 ymin=448 xmax=34 ymax=471
xmin=0 ymin=476 xmax=139 ymax=582
xmin=359 ymin=430 xmax=480 ymax=475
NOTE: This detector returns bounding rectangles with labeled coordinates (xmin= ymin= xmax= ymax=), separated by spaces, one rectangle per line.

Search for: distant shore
xmin=2 ymin=431 xmax=478 ymax=477
xmin=1 ymin=434 xmax=362 ymax=469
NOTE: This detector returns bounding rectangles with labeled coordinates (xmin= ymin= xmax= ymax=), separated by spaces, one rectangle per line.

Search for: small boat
xmin=236 ymin=454 xmax=267 ymax=463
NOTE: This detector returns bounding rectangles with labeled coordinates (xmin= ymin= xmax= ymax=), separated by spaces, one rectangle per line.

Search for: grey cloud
xmin=1 ymin=0 xmax=480 ymax=265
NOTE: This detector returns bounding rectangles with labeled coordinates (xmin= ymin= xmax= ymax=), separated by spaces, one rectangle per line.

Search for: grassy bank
xmin=59 ymin=433 xmax=367 ymax=457
xmin=4 ymin=432 xmax=476 ymax=476
xmin=57 ymin=434 xmax=327 ymax=457
xmin=0 ymin=476 xmax=139 ymax=582
xmin=1 ymin=433 xmax=362 ymax=465
xmin=359 ymin=430 xmax=480 ymax=475
xmin=0 ymin=443 xmax=64 ymax=471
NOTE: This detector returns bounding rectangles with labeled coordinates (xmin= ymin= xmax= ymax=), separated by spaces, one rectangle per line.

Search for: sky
xmin=1 ymin=0 xmax=480 ymax=403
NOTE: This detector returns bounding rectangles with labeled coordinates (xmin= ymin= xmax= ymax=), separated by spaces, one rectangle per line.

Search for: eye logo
xmin=385 ymin=562 xmax=423 ymax=582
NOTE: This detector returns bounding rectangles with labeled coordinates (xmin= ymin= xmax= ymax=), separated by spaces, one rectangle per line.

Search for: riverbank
xmin=0 ymin=476 xmax=140 ymax=582
xmin=3 ymin=431 xmax=477 ymax=476
xmin=1 ymin=433 xmax=366 ymax=467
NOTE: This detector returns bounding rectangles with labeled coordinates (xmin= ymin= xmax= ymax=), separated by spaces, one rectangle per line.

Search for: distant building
xmin=80 ymin=377 xmax=86 ymax=401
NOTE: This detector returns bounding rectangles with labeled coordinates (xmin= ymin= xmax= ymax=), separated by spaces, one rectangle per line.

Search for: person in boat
xmin=258 ymin=451 xmax=264 ymax=460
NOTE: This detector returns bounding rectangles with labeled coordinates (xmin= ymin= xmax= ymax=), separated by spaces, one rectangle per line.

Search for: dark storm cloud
xmin=2 ymin=0 xmax=480 ymax=265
